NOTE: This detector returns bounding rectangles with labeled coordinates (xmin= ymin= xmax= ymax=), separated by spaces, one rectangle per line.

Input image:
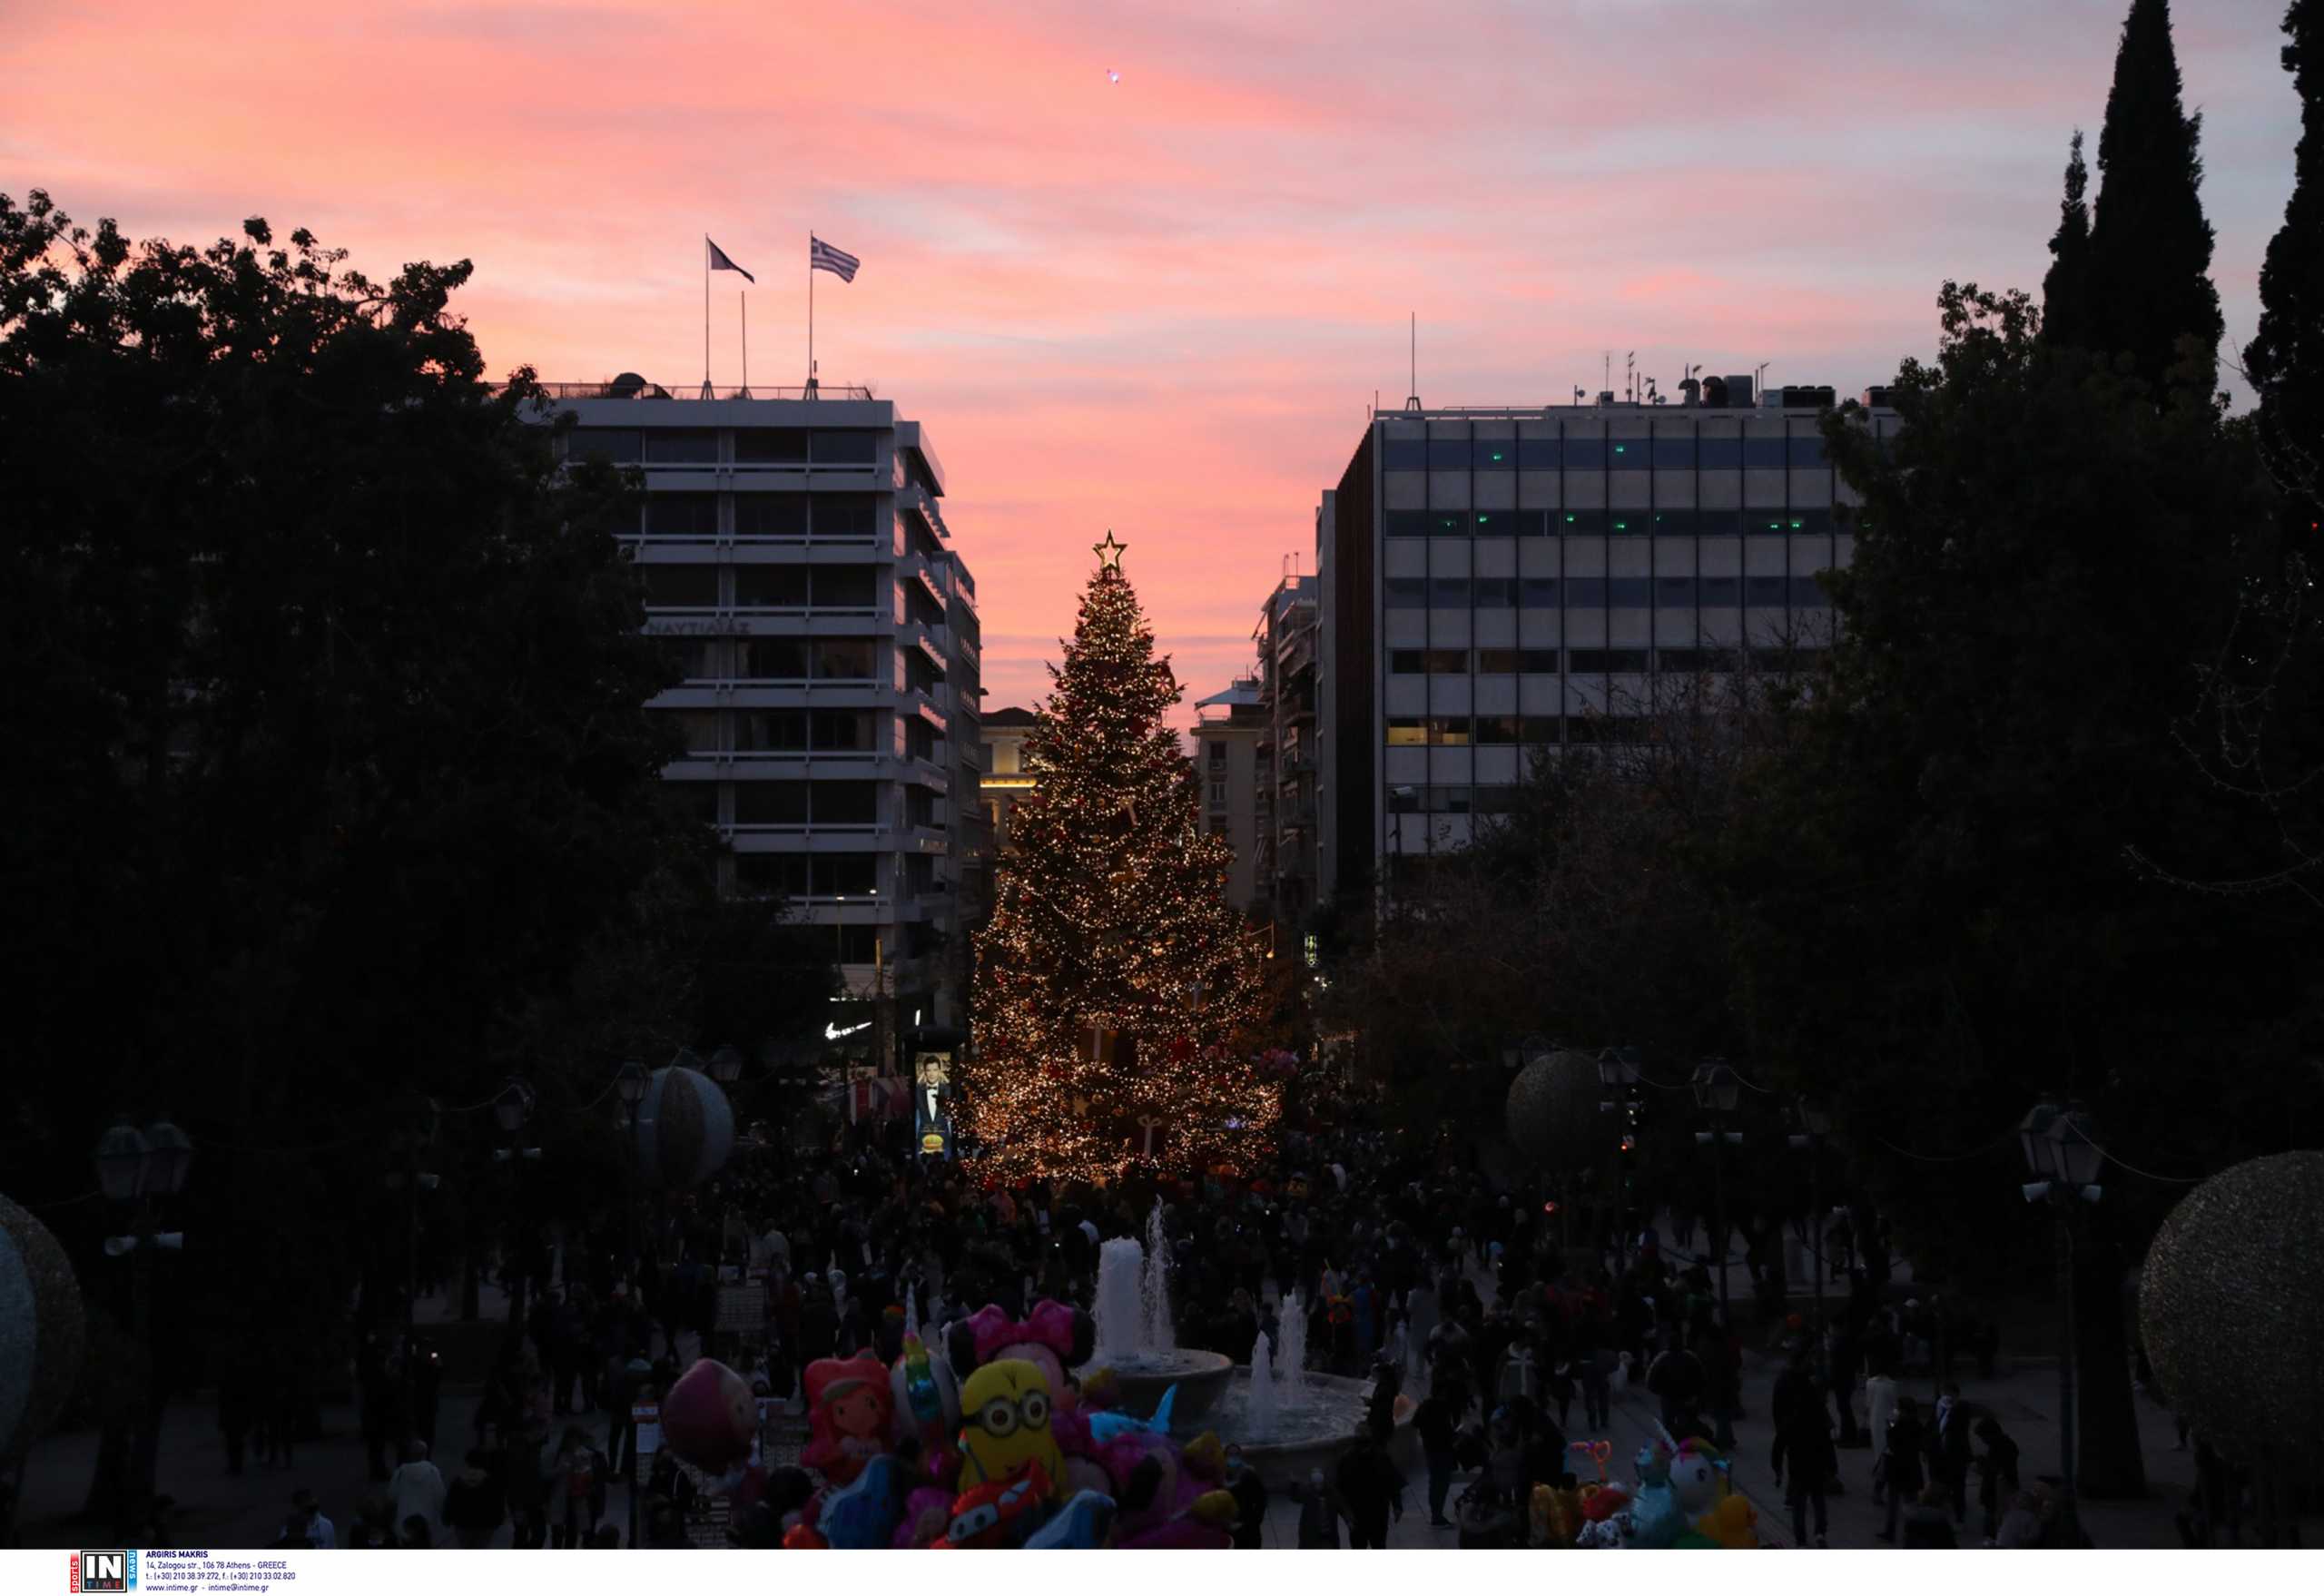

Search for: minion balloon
xmin=956 ymin=1358 xmax=1064 ymax=1500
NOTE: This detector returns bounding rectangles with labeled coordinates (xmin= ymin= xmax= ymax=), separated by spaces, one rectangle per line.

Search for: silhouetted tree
xmin=2083 ymin=0 xmax=2225 ymax=397
xmin=2245 ymin=0 xmax=2323 ymax=542
xmin=2040 ymin=130 xmax=2093 ymax=348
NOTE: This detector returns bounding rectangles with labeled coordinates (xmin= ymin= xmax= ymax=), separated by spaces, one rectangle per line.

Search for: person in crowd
xmin=1877 ymin=1395 xmax=1928 ymax=1542
xmin=1224 ymin=1443 xmax=1268 ymax=1549
xmin=282 ymin=1488 xmax=333 ymax=1549
xmin=1928 ymin=1381 xmax=1973 ymax=1524
xmin=1973 ymin=1414 xmax=2021 ymax=1544
xmin=386 ymin=1440 xmax=445 ymax=1549
xmin=1900 ymin=1482 xmax=1957 ymax=1548
xmin=1293 ymin=1466 xmax=1345 ymax=1549
xmin=444 ymin=1446 xmax=507 ymax=1549
xmin=1770 ymin=1346 xmax=1837 ymax=1547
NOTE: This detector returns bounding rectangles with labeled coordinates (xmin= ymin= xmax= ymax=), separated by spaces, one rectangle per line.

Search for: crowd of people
xmin=212 ymin=1088 xmax=2187 ymax=1551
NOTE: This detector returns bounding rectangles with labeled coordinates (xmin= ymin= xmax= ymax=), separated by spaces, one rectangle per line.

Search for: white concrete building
xmin=541 ymin=379 xmax=982 ymax=1047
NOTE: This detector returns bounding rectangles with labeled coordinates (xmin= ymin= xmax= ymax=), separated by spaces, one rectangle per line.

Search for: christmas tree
xmin=960 ymin=534 xmax=1278 ymax=1184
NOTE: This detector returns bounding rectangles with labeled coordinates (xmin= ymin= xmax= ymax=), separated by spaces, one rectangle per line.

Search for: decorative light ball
xmin=1503 ymin=1049 xmax=1610 ymax=1173
xmin=0 ymin=1193 xmax=87 ymax=1461
xmin=635 ymin=1065 xmax=736 ymax=1189
xmin=2138 ymin=1151 xmax=2324 ymax=1468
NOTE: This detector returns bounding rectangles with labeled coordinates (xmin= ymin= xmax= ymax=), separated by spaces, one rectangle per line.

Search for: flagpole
xmin=807 ymin=233 xmax=816 ymax=399
xmin=740 ymin=290 xmax=749 ymax=398
xmin=701 ymin=236 xmax=712 ymax=398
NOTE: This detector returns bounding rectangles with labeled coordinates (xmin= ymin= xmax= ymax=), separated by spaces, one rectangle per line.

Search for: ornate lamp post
xmin=616 ymin=1060 xmax=649 ymax=1291
xmin=2020 ymin=1097 xmax=2103 ymax=1543
xmin=94 ymin=1116 xmax=194 ymax=1533
xmin=1789 ymin=1096 xmax=1834 ymax=1364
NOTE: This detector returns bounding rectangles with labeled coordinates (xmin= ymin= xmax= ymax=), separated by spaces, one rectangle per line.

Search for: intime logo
xmin=70 ymin=1551 xmax=136 ymax=1593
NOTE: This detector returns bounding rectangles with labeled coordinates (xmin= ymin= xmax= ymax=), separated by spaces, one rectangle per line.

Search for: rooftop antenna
xmin=1625 ymin=350 xmax=1636 ymax=403
xmin=1403 ymin=314 xmax=1422 ymax=412
xmin=1603 ymin=350 xmax=1611 ymax=397
xmin=1573 ymin=386 xmax=1586 ymax=405
xmin=1754 ymin=360 xmax=1771 ymax=395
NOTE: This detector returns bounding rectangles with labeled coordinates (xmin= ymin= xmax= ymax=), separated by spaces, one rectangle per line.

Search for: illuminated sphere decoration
xmin=2138 ymin=1151 xmax=2324 ymax=1468
xmin=1504 ymin=1049 xmax=1610 ymax=1174
xmin=635 ymin=1065 xmax=736 ymax=1189
xmin=0 ymin=1193 xmax=87 ymax=1462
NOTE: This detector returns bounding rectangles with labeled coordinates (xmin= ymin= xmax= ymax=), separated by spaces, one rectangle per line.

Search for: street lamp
xmin=616 ymin=1061 xmax=650 ymax=1292
xmin=2020 ymin=1096 xmax=2102 ymax=1544
xmin=1788 ymin=1096 xmax=1834 ymax=1375
xmin=1690 ymin=1059 xmax=1745 ymax=1338
xmin=707 ymin=1044 xmax=745 ymax=1086
xmin=94 ymin=1117 xmax=194 ymax=1535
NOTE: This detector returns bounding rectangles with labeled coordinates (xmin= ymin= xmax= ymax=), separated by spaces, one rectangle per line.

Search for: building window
xmin=1429 ymin=510 xmax=1467 ymax=537
xmin=643 ymin=430 xmax=718 ymax=465
xmin=734 ymin=711 xmax=809 ymax=753
xmin=566 ymin=428 xmax=642 ymax=464
xmin=1565 ymin=577 xmax=1607 ymax=606
xmin=1567 ymin=649 xmax=1650 ymax=674
xmin=1745 ymin=576 xmax=1788 ymax=606
xmin=644 ymin=495 xmax=719 ymax=537
xmin=1563 ymin=438 xmax=1607 ymax=468
xmin=1382 ymin=439 xmax=1428 ymax=470
xmin=734 ymin=496 xmax=808 ymax=537
xmin=1428 ymin=716 xmax=1472 ymax=746
xmin=1386 ymin=786 xmax=1423 ymax=813
xmin=639 ymin=564 xmax=720 ymax=608
xmin=1652 ymin=510 xmax=1696 ymax=536
xmin=815 ymin=709 xmax=879 ymax=752
xmin=1385 ymin=718 xmax=1428 ymax=746
xmin=810 ymin=781 xmax=879 ymax=825
xmin=1474 ymin=715 xmax=1521 ymax=744
xmin=672 ymin=710 xmax=723 ymax=753
xmin=811 ymin=494 xmax=879 ymax=539
xmin=734 ymin=783 xmax=810 ymax=825
xmin=1208 ymin=741 xmax=1227 ymax=764
xmin=1384 ymin=578 xmax=1428 ymax=608
xmin=655 ymin=636 xmax=724 ymax=680
xmin=1429 ymin=576 xmax=1470 ymax=606
xmin=1698 ymin=576 xmax=1740 ymax=605
xmin=1560 ymin=510 xmax=1607 ymax=536
xmin=1790 ymin=576 xmax=1829 ymax=607
xmin=1427 ymin=438 xmax=1469 ymax=469
xmin=1209 ymin=779 xmax=1228 ymax=803
xmin=1521 ymin=715 xmax=1562 ymax=743
xmin=811 ymin=566 xmax=878 ymax=609
xmin=810 ymin=431 xmax=879 ymax=468
xmin=812 ymin=637 xmax=881 ymax=679
xmin=1472 ymin=577 xmax=1515 ymax=608
xmin=1655 ymin=576 xmax=1695 ymax=605
xmin=1385 ymin=510 xmax=1429 ymax=539
xmin=734 ymin=565 xmax=809 ymax=607
xmin=734 ymin=429 xmax=808 ymax=465
xmin=1607 ymin=514 xmax=1645 ymax=537
xmin=739 ymin=637 xmax=809 ymax=679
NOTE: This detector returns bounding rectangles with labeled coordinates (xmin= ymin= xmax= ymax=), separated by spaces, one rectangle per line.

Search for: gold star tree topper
xmin=1093 ymin=529 xmax=1128 ymax=571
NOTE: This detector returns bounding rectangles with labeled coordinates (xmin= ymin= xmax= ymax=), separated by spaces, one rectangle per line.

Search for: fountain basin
xmin=1203 ymin=1370 xmax=1419 ymax=1493
xmin=1076 ymin=1349 xmax=1235 ymax=1431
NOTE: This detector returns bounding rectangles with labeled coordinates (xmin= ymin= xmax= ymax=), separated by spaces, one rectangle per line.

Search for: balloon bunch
xmin=733 ymin=1298 xmax=1241 ymax=1551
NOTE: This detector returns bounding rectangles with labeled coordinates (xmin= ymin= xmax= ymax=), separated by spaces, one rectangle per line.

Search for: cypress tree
xmin=2041 ymin=130 xmax=2093 ymax=347
xmin=2083 ymin=0 xmax=2225 ymax=398
xmin=2245 ymin=0 xmax=2321 ymax=536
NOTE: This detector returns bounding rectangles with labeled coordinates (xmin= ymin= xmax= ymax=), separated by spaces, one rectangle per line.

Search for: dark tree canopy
xmin=2082 ymin=0 xmax=2225 ymax=397
xmin=0 ymin=192 xmax=738 ymax=1377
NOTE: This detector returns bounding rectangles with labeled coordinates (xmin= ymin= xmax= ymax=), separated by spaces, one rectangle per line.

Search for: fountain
xmin=1246 ymin=1329 xmax=1279 ymax=1438
xmin=1077 ymin=1236 xmax=1409 ymax=1489
xmin=1275 ymin=1291 xmax=1308 ymax=1396
xmin=1088 ymin=1233 xmax=1233 ymax=1427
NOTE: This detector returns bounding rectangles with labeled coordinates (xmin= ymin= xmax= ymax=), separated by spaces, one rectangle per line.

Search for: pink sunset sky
xmin=5 ymin=0 xmax=2304 ymax=727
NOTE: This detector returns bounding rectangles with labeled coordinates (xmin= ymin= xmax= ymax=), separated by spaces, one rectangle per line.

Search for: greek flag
xmin=810 ymin=236 xmax=860 ymax=282
xmin=706 ymin=237 xmax=753 ymax=282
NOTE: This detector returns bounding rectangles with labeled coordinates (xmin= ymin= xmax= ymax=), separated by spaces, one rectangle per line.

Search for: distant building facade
xmin=1190 ymin=678 xmax=1267 ymax=912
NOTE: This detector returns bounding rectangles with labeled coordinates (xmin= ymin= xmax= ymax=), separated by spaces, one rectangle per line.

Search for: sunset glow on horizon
xmin=5 ymin=0 xmax=2302 ymax=725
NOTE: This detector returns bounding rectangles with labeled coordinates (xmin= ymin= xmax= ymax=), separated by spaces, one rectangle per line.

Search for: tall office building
xmin=542 ymin=379 xmax=981 ymax=1062
xmin=1189 ymin=678 xmax=1267 ymax=912
xmin=1315 ymin=378 xmax=1900 ymax=902
xmin=1251 ymin=574 xmax=1321 ymax=925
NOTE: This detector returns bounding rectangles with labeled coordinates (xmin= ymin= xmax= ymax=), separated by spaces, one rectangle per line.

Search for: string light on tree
xmin=959 ymin=538 xmax=1277 ymax=1184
